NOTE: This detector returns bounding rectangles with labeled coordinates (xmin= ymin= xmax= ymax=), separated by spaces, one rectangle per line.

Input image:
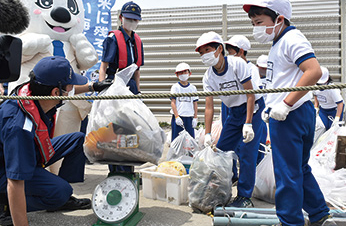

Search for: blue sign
xmin=83 ymin=0 xmax=116 ymax=86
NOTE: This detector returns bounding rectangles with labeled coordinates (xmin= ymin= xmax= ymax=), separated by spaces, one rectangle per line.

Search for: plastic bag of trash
xmin=253 ymin=146 xmax=275 ymax=204
xmin=310 ymin=125 xmax=346 ymax=171
xmin=84 ymin=64 xmax=165 ymax=165
xmin=166 ymin=130 xmax=199 ymax=161
xmin=188 ymin=146 xmax=235 ymax=213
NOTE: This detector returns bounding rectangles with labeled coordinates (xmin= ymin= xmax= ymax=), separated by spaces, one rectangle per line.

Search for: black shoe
xmin=227 ymin=196 xmax=254 ymax=208
xmin=310 ymin=215 xmax=337 ymax=226
xmin=0 ymin=203 xmax=12 ymax=226
xmin=48 ymin=196 xmax=91 ymax=212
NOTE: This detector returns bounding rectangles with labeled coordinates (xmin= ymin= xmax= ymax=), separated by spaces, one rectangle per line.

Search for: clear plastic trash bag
xmin=188 ymin=146 xmax=236 ymax=213
xmin=166 ymin=130 xmax=199 ymax=161
xmin=84 ymin=64 xmax=165 ymax=165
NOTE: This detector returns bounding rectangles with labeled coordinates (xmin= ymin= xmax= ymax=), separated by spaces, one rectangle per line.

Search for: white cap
xmin=225 ymin=35 xmax=251 ymax=51
xmin=195 ymin=31 xmax=223 ymax=52
xmin=243 ymin=0 xmax=292 ymax=21
xmin=256 ymin=54 xmax=268 ymax=68
xmin=317 ymin=66 xmax=329 ymax=84
xmin=175 ymin=62 xmax=190 ymax=73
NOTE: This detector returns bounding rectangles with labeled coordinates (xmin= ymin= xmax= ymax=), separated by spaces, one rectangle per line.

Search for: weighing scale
xmin=92 ymin=163 xmax=145 ymax=226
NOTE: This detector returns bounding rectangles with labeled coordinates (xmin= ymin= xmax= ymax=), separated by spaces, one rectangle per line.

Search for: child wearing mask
xmin=170 ymin=63 xmax=198 ymax=141
xmin=314 ymin=66 xmax=344 ymax=130
xmin=196 ymin=31 xmax=265 ymax=208
xmin=244 ymin=0 xmax=336 ymax=225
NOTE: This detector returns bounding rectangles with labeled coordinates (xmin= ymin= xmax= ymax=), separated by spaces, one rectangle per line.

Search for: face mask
xmin=253 ymin=19 xmax=283 ymax=43
xmin=123 ymin=18 xmax=139 ymax=31
xmin=201 ymin=47 xmax=220 ymax=67
xmin=179 ymin=73 xmax=189 ymax=81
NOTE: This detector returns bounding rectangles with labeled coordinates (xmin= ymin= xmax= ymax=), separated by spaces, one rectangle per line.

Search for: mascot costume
xmin=12 ymin=0 xmax=98 ymax=173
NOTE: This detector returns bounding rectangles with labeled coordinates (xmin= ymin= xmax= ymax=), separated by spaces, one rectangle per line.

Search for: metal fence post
xmin=222 ymin=4 xmax=228 ymax=42
xmin=341 ymin=0 xmax=346 ymax=100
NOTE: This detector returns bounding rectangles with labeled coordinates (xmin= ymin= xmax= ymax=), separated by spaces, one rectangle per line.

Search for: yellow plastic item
xmin=157 ymin=161 xmax=187 ymax=176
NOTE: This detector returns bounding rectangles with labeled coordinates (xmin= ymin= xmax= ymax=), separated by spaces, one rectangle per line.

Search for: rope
xmin=2 ymin=83 xmax=346 ymax=100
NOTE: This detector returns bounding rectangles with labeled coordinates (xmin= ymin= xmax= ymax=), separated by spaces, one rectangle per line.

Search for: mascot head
xmin=22 ymin=0 xmax=84 ymax=41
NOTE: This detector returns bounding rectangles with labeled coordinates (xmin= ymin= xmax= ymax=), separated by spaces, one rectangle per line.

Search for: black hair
xmin=226 ymin=44 xmax=248 ymax=57
xmin=248 ymin=6 xmax=290 ymax=26
xmin=207 ymin=42 xmax=225 ymax=56
xmin=29 ymin=71 xmax=66 ymax=96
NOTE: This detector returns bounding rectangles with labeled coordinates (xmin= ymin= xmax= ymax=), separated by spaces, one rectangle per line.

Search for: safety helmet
xmin=175 ymin=62 xmax=191 ymax=73
xmin=195 ymin=31 xmax=223 ymax=52
xmin=225 ymin=35 xmax=251 ymax=51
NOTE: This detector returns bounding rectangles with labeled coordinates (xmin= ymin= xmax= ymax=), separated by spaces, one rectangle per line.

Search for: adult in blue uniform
xmin=99 ymin=1 xmax=144 ymax=172
xmin=0 ymin=56 xmax=91 ymax=226
xmin=98 ymin=1 xmax=144 ymax=95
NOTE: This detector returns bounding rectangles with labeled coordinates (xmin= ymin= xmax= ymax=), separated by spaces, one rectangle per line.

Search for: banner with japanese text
xmin=83 ymin=0 xmax=116 ymax=86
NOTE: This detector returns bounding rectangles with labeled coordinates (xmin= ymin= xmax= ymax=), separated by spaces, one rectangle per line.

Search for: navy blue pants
xmin=25 ymin=132 xmax=86 ymax=212
xmin=319 ymin=106 xmax=344 ymax=130
xmin=171 ymin=115 xmax=194 ymax=142
xmin=217 ymin=98 xmax=265 ymax=198
xmin=269 ymin=101 xmax=329 ymax=226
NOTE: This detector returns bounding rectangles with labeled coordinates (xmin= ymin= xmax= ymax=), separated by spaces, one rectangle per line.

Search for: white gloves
xmin=270 ymin=101 xmax=292 ymax=121
xmin=261 ymin=107 xmax=270 ymax=123
xmin=242 ymin=123 xmax=254 ymax=143
xmin=332 ymin=116 xmax=340 ymax=127
xmin=175 ymin=116 xmax=184 ymax=127
xmin=204 ymin=133 xmax=212 ymax=147
xmin=192 ymin=118 xmax=198 ymax=128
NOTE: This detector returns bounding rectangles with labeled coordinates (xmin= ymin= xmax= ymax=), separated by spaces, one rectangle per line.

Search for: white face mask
xmin=123 ymin=18 xmax=139 ymax=31
xmin=178 ymin=73 xmax=189 ymax=82
xmin=253 ymin=19 xmax=283 ymax=43
xmin=68 ymin=86 xmax=75 ymax=96
xmin=201 ymin=47 xmax=220 ymax=67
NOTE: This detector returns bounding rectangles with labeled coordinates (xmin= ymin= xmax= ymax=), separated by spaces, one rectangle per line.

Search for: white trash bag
xmin=253 ymin=145 xmax=275 ymax=204
xmin=166 ymin=130 xmax=199 ymax=161
xmin=84 ymin=64 xmax=165 ymax=164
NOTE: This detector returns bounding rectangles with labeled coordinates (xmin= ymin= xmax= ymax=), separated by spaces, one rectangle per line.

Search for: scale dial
xmin=92 ymin=175 xmax=139 ymax=224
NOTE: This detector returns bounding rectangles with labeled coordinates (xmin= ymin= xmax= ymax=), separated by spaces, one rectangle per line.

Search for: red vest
xmin=17 ymin=84 xmax=56 ymax=166
xmin=108 ymin=30 xmax=143 ymax=69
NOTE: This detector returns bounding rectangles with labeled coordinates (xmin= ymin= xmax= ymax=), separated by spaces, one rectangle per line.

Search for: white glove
xmin=261 ymin=107 xmax=270 ymax=123
xmin=175 ymin=116 xmax=184 ymax=127
xmin=269 ymin=101 xmax=292 ymax=121
xmin=332 ymin=116 xmax=340 ymax=127
xmin=204 ymin=133 xmax=212 ymax=147
xmin=192 ymin=118 xmax=198 ymax=128
xmin=242 ymin=123 xmax=254 ymax=143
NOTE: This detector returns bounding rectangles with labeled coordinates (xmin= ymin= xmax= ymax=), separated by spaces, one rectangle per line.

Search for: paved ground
xmin=27 ymin=163 xmax=275 ymax=226
xmin=26 ymin=142 xmax=275 ymax=226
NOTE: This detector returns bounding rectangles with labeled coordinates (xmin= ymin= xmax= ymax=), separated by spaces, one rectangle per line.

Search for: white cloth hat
xmin=256 ymin=54 xmax=268 ymax=68
xmin=195 ymin=31 xmax=223 ymax=51
xmin=317 ymin=66 xmax=329 ymax=84
xmin=225 ymin=35 xmax=251 ymax=51
xmin=243 ymin=0 xmax=292 ymax=21
xmin=175 ymin=62 xmax=190 ymax=73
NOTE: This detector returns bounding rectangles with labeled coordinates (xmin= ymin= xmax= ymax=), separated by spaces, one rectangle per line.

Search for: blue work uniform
xmin=267 ymin=26 xmax=329 ymax=225
xmin=0 ymin=100 xmax=86 ymax=211
xmin=102 ymin=26 xmax=144 ymax=95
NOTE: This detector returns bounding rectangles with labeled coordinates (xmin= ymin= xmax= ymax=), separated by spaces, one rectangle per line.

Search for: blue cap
xmin=33 ymin=56 xmax=87 ymax=87
xmin=121 ymin=1 xmax=142 ymax=21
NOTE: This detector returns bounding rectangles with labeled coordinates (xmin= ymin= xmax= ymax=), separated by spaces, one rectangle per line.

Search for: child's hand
xmin=175 ymin=116 xmax=184 ymax=127
xmin=192 ymin=118 xmax=198 ymax=128
xmin=270 ymin=101 xmax=292 ymax=121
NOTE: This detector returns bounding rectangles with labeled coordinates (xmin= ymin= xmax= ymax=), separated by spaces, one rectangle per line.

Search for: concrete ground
xmin=26 ymin=142 xmax=276 ymax=226
xmin=27 ymin=163 xmax=275 ymax=226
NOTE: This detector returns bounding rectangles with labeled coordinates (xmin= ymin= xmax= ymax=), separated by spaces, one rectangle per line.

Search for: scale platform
xmin=91 ymin=162 xmax=146 ymax=226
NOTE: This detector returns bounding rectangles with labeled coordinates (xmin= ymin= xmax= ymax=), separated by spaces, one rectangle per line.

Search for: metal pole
xmin=340 ymin=0 xmax=346 ymax=100
xmin=222 ymin=4 xmax=228 ymax=41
